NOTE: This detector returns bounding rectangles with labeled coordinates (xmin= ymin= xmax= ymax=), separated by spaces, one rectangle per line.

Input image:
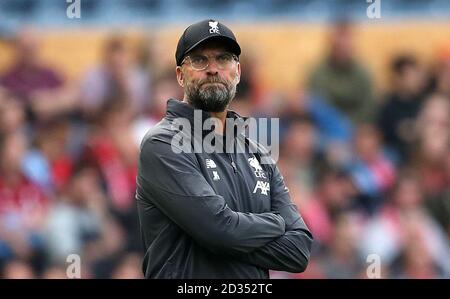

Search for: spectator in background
xmin=413 ymin=94 xmax=449 ymax=198
xmin=308 ymin=19 xmax=374 ymax=124
xmin=110 ymin=252 xmax=143 ymax=279
xmin=424 ymin=148 xmax=450 ymax=238
xmin=45 ymin=163 xmax=131 ymax=278
xmin=81 ymin=99 xmax=141 ymax=254
xmin=136 ymin=34 xmax=156 ymax=83
xmin=390 ymin=210 xmax=448 ymax=278
xmin=0 ymin=88 xmax=26 ymax=136
xmin=82 ymin=99 xmax=137 ymax=212
xmin=22 ymin=118 xmax=73 ymax=196
xmin=229 ymin=53 xmax=267 ymax=116
xmin=377 ymin=54 xmax=427 ymax=165
xmin=359 ymin=170 xmax=450 ymax=276
xmin=347 ymin=124 xmax=397 ymax=215
xmin=1 ymin=259 xmax=35 ymax=279
xmin=44 ymin=165 xmax=105 ymax=265
xmin=0 ymin=133 xmax=49 ymax=269
xmin=40 ymin=265 xmax=67 ymax=279
xmin=278 ymin=90 xmax=353 ymax=149
xmin=132 ymin=71 xmax=182 ymax=146
xmin=429 ymin=43 xmax=450 ymax=98
xmin=319 ymin=212 xmax=365 ymax=278
xmin=305 ymin=94 xmax=354 ymax=168
xmin=279 ymin=114 xmax=321 ymax=206
xmin=302 ymin=166 xmax=355 ymax=251
xmin=276 ymin=89 xmax=354 ymax=170
xmin=0 ymin=27 xmax=63 ymax=103
xmin=80 ymin=35 xmax=150 ymax=118
xmin=0 ymin=27 xmax=76 ymax=124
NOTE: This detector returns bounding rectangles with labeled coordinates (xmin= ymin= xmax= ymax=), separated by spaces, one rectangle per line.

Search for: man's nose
xmin=205 ymin=58 xmax=219 ymax=74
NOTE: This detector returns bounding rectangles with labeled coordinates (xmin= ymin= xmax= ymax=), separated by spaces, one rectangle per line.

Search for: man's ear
xmin=235 ymin=62 xmax=241 ymax=84
xmin=176 ymin=66 xmax=184 ymax=87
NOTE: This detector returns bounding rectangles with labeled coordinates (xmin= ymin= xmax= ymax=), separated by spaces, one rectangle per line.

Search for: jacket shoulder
xmin=140 ymin=117 xmax=195 ymax=158
xmin=140 ymin=118 xmax=178 ymax=149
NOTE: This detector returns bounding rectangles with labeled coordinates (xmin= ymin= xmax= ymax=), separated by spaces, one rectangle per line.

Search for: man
xmin=308 ymin=19 xmax=374 ymax=124
xmin=136 ymin=19 xmax=313 ymax=279
xmin=376 ymin=54 xmax=426 ymax=165
xmin=79 ymin=35 xmax=150 ymax=118
xmin=0 ymin=27 xmax=64 ymax=102
xmin=0 ymin=27 xmax=76 ymax=124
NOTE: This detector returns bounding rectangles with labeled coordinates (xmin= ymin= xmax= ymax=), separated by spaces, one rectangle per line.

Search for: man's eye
xmin=217 ymin=54 xmax=232 ymax=62
xmin=191 ymin=56 xmax=207 ymax=64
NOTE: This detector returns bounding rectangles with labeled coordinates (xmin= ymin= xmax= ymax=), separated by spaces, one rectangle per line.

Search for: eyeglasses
xmin=181 ymin=52 xmax=238 ymax=71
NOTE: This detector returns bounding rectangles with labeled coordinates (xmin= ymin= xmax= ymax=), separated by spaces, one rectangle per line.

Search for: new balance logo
xmin=212 ymin=171 xmax=220 ymax=181
xmin=206 ymin=159 xmax=217 ymax=169
xmin=253 ymin=181 xmax=270 ymax=196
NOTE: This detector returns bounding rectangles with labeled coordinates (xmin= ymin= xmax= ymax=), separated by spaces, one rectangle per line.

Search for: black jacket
xmin=136 ymin=99 xmax=313 ymax=278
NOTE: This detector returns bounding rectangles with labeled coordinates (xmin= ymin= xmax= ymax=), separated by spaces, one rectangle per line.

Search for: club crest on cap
xmin=209 ymin=21 xmax=220 ymax=34
xmin=175 ymin=19 xmax=240 ymax=66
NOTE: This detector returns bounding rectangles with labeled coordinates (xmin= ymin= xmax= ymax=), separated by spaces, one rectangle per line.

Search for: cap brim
xmin=183 ymin=35 xmax=241 ymax=60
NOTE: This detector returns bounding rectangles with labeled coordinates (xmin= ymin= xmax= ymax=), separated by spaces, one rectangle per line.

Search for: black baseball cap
xmin=175 ymin=19 xmax=241 ymax=66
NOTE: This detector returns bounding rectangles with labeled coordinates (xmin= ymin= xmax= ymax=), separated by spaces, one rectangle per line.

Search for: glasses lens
xmin=188 ymin=53 xmax=237 ymax=70
xmin=190 ymin=55 xmax=208 ymax=70
xmin=216 ymin=53 xmax=235 ymax=68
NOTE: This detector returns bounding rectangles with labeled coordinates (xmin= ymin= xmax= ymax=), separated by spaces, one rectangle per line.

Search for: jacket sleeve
xmin=237 ymin=162 xmax=313 ymax=273
xmin=137 ymin=138 xmax=286 ymax=255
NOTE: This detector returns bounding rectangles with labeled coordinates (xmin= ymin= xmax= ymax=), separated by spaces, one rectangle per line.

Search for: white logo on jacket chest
xmin=248 ymin=157 xmax=266 ymax=179
xmin=205 ymin=159 xmax=217 ymax=169
xmin=253 ymin=181 xmax=270 ymax=196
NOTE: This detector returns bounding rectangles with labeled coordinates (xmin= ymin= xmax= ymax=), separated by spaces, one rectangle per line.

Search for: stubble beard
xmin=185 ymin=76 xmax=237 ymax=112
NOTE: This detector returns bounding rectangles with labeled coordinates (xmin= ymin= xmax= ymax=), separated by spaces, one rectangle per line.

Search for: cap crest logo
xmin=209 ymin=21 xmax=220 ymax=34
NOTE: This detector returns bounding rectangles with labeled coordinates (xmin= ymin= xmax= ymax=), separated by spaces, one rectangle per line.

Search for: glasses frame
xmin=181 ymin=52 xmax=239 ymax=71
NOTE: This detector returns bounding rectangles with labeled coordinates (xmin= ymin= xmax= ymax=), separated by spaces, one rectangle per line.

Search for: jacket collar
xmin=165 ymin=98 xmax=248 ymax=137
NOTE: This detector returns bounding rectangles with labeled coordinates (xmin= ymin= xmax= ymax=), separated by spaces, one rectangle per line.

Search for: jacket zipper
xmin=228 ymin=153 xmax=237 ymax=173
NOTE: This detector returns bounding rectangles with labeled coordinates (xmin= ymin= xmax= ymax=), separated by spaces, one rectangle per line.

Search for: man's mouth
xmin=202 ymin=82 xmax=225 ymax=87
xmin=201 ymin=81 xmax=225 ymax=86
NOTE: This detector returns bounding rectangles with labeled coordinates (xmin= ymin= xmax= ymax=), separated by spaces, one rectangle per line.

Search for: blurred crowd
xmin=0 ymin=21 xmax=449 ymax=279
